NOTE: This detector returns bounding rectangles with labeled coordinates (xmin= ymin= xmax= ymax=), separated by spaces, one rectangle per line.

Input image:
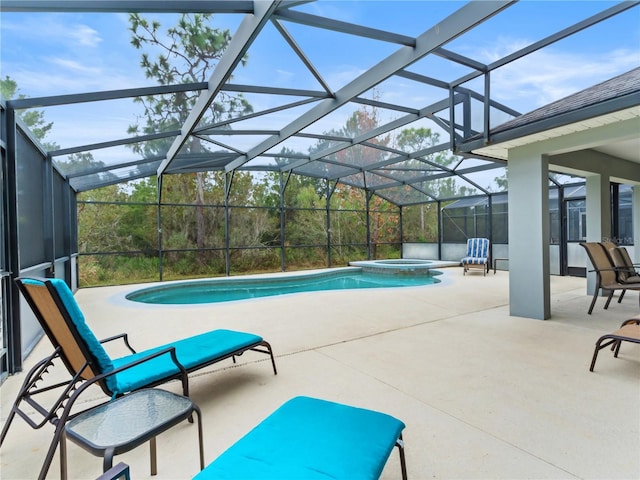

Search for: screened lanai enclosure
xmin=1 ymin=1 xmax=639 ymax=377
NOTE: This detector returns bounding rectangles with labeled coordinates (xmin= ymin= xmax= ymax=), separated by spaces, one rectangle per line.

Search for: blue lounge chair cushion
xmin=46 ymin=279 xmax=262 ymax=394
xmin=47 ymin=279 xmax=116 ymax=375
xmin=194 ymin=396 xmax=406 ymax=480
xmin=110 ymin=329 xmax=263 ymax=393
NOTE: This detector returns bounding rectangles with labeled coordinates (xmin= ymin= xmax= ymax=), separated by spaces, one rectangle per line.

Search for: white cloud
xmin=67 ymin=24 xmax=102 ymax=47
xmin=9 ymin=63 xmax=147 ymax=98
xmin=275 ymin=69 xmax=294 ymax=82
xmin=473 ymin=37 xmax=639 ymax=112
xmin=4 ymin=16 xmax=102 ymax=49
xmin=46 ymin=57 xmax=103 ymax=76
xmin=44 ymin=101 xmax=147 ymax=151
xmin=325 ymin=65 xmax=367 ymax=91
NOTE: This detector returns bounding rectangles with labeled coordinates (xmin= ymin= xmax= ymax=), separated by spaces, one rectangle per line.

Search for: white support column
xmin=507 ymin=147 xmax=550 ymax=319
xmin=584 ymin=174 xmax=611 ymax=295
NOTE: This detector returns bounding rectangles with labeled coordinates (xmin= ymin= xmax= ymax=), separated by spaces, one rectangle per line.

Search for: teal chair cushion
xmin=194 ymin=396 xmax=405 ymax=480
xmin=47 ymin=279 xmax=116 ymax=378
xmin=110 ymin=329 xmax=263 ymax=393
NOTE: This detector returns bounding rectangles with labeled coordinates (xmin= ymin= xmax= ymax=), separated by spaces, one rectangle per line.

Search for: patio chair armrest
xmin=57 ymin=346 xmax=188 ymax=426
xmin=99 ymin=333 xmax=137 ymax=354
xmin=97 ymin=345 xmax=187 ymax=388
xmin=588 ymin=266 xmax=620 ymax=273
xmin=70 ymin=346 xmax=187 ymax=412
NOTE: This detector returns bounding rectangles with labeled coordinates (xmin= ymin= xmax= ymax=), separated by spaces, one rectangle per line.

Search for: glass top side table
xmin=63 ymin=389 xmax=204 ymax=478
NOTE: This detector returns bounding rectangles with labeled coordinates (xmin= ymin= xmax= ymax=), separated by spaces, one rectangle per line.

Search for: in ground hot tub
xmin=348 ymin=259 xmax=459 ymax=275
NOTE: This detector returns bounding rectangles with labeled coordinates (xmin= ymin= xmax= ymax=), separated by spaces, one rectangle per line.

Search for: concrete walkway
xmin=1 ymin=268 xmax=639 ymax=479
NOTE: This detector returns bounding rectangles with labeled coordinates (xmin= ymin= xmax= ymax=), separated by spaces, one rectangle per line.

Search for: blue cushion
xmin=461 ymin=257 xmax=488 ymax=265
xmin=110 ymin=329 xmax=263 ymax=393
xmin=463 ymin=238 xmax=489 ymax=264
xmin=47 ymin=279 xmax=116 ymax=381
xmin=465 ymin=238 xmax=489 ymax=257
xmin=194 ymin=396 xmax=405 ymax=480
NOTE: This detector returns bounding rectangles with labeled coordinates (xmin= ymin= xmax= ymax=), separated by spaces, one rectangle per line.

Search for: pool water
xmin=126 ymin=269 xmax=441 ymax=305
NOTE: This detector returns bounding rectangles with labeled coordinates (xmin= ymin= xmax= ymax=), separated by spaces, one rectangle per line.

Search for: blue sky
xmin=0 ymin=1 xmax=638 ymax=158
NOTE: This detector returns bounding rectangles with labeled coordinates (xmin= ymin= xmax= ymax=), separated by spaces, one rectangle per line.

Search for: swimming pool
xmin=126 ymin=268 xmax=442 ymax=305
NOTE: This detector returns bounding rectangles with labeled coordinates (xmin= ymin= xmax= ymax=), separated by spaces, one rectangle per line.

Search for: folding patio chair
xmin=605 ymin=245 xmax=640 ymax=305
xmin=580 ymin=242 xmax=640 ymax=314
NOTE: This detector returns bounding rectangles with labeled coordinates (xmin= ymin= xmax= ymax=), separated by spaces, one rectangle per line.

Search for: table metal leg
xmin=103 ymin=447 xmax=115 ymax=473
xmin=194 ymin=406 xmax=205 ymax=470
xmin=150 ymin=436 xmax=157 ymax=475
xmin=60 ymin=431 xmax=68 ymax=480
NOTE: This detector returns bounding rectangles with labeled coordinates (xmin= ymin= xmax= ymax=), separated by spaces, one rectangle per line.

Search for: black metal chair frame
xmin=590 ymin=318 xmax=640 ymax=371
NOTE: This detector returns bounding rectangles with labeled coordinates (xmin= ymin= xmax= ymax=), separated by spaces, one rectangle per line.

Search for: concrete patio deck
xmin=1 ymin=268 xmax=639 ymax=479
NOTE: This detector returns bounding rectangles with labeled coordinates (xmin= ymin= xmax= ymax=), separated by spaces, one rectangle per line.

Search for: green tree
xmin=55 ymin=151 xmax=109 ymax=180
xmin=306 ymin=103 xmax=400 ymax=259
xmin=78 ymin=185 xmax=129 ymax=253
xmin=123 ymin=178 xmax=159 ymax=253
xmin=495 ymin=172 xmax=508 ymax=191
xmin=128 ymin=13 xmax=254 ymax=266
xmin=397 ymin=127 xmax=478 ymax=199
xmin=1 ymin=76 xmax=57 ymax=150
xmin=395 ymin=127 xmax=478 ymax=243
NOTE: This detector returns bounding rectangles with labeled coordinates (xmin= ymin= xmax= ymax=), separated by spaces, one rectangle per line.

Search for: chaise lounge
xmin=1 ymin=277 xmax=277 ymax=479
